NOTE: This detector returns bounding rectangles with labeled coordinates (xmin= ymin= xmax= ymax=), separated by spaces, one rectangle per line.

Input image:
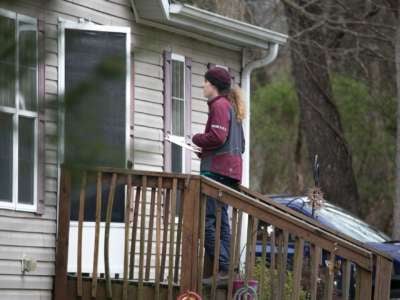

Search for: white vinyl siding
xmin=0 ymin=1 xmax=242 ymax=298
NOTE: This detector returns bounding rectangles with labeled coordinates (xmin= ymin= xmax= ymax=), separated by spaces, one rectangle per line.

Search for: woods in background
xmin=182 ymin=0 xmax=399 ymax=237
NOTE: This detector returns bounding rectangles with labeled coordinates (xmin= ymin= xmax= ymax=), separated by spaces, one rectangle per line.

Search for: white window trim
xmin=171 ymin=53 xmax=186 ymax=173
xmin=0 ymin=9 xmax=38 ymax=212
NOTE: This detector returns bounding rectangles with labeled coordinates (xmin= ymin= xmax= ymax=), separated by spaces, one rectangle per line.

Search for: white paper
xmin=165 ymin=134 xmax=202 ymax=153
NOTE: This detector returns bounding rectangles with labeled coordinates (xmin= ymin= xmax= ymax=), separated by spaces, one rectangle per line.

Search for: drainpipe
xmin=239 ymin=43 xmax=280 ymax=267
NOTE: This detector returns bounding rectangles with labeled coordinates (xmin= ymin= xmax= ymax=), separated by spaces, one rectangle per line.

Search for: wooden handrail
xmin=202 ymin=176 xmax=376 ymax=269
xmin=239 ymin=185 xmax=393 ymax=260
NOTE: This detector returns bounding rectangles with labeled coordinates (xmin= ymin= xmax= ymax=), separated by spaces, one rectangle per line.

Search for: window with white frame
xmin=171 ymin=53 xmax=186 ymax=173
xmin=0 ymin=9 xmax=38 ymax=211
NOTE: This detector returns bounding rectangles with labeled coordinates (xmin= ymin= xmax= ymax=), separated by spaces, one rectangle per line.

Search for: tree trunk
xmin=283 ymin=0 xmax=360 ymax=214
xmin=393 ymin=1 xmax=400 ymax=240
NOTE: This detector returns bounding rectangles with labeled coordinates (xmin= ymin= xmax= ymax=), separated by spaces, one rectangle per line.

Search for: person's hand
xmin=196 ymin=150 xmax=202 ymax=159
xmin=185 ymin=135 xmax=194 ymax=145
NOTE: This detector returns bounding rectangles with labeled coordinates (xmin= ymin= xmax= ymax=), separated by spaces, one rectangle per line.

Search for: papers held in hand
xmin=165 ymin=134 xmax=202 ymax=153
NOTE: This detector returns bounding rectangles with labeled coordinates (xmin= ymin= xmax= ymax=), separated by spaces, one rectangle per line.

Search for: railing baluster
xmin=277 ymin=230 xmax=288 ymax=299
xmin=211 ymin=204 xmax=222 ymax=300
xmin=155 ymin=177 xmax=163 ymax=300
xmin=355 ymin=267 xmax=372 ymax=300
xmin=245 ymin=215 xmax=254 ymax=287
xmin=270 ymin=226 xmax=276 ymax=300
xmin=91 ymin=172 xmax=102 ymax=298
xmin=310 ymin=244 xmax=321 ymax=300
xmin=122 ymin=174 xmax=133 ymax=300
xmin=129 ymin=186 xmax=141 ymax=280
xmin=227 ymin=207 xmax=238 ymax=299
xmin=155 ymin=176 xmax=163 ymax=300
xmin=77 ymin=171 xmax=87 ymax=297
xmin=168 ymin=178 xmax=178 ymax=300
xmin=234 ymin=211 xmax=243 ymax=274
xmin=145 ymin=187 xmax=156 ymax=281
xmin=174 ymin=192 xmax=183 ymax=283
xmin=291 ymin=237 xmax=304 ymax=300
xmin=341 ymin=259 xmax=351 ymax=300
xmin=324 ymin=250 xmax=335 ymax=300
xmin=105 ymin=173 xmax=117 ymax=299
xmin=249 ymin=217 xmax=258 ymax=280
xmin=138 ymin=176 xmax=148 ymax=299
xmin=197 ymin=194 xmax=207 ymax=296
xmin=160 ymin=188 xmax=171 ymax=281
xmin=259 ymin=226 xmax=268 ymax=299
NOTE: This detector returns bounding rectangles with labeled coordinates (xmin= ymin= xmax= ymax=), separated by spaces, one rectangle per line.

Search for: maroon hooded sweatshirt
xmin=192 ymin=95 xmax=245 ymax=182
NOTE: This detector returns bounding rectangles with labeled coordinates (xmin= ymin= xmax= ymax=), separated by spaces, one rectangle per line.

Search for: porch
xmin=54 ymin=166 xmax=392 ymax=300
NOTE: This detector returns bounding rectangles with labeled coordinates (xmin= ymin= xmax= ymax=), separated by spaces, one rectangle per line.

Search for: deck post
xmin=54 ymin=167 xmax=71 ymax=300
xmin=180 ymin=177 xmax=201 ymax=294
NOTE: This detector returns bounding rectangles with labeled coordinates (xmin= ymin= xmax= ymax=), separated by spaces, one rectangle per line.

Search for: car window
xmin=314 ymin=203 xmax=390 ymax=243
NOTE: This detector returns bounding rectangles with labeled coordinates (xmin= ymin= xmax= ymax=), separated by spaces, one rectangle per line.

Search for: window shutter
xmin=163 ymin=51 xmax=172 ymax=172
xmin=36 ymin=19 xmax=45 ymax=215
xmin=184 ymin=56 xmax=192 ymax=173
xmin=128 ymin=51 xmax=135 ymax=169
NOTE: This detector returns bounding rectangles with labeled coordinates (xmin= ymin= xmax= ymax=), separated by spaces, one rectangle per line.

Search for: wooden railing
xmin=54 ymin=166 xmax=392 ymax=300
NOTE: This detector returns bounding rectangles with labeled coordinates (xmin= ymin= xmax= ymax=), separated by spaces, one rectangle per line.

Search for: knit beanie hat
xmin=204 ymin=67 xmax=231 ymax=91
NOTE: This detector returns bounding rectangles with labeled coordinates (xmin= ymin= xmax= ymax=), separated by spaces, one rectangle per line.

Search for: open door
xmin=59 ymin=21 xmax=130 ymax=275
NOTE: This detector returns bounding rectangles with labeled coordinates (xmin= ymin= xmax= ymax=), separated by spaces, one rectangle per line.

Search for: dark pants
xmin=202 ymin=172 xmax=239 ymax=273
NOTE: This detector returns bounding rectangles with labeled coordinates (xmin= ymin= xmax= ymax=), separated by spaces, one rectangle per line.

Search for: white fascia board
xmin=169 ymin=4 xmax=287 ymax=47
xmin=167 ymin=13 xmax=272 ymax=50
xmin=131 ymin=0 xmax=287 ymax=50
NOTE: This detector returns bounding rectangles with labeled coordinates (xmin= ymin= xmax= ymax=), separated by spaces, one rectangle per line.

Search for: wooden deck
xmin=54 ymin=166 xmax=393 ymax=300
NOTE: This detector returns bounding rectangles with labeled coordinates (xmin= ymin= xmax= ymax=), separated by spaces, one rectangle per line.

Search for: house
xmin=0 ymin=0 xmax=288 ymax=299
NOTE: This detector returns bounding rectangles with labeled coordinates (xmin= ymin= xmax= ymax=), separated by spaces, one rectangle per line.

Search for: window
xmin=171 ymin=53 xmax=186 ymax=173
xmin=60 ymin=23 xmax=131 ymax=222
xmin=164 ymin=52 xmax=192 ymax=213
xmin=163 ymin=51 xmax=192 ymax=174
xmin=0 ymin=9 xmax=38 ymax=211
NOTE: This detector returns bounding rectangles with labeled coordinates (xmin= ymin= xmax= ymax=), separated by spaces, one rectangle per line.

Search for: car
xmin=255 ymin=195 xmax=400 ymax=298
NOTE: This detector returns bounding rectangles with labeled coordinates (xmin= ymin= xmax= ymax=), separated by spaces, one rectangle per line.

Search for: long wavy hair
xmin=219 ymin=85 xmax=246 ymax=122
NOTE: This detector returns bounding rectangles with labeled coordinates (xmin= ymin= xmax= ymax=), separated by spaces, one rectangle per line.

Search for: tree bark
xmin=393 ymin=0 xmax=400 ymax=240
xmin=283 ymin=0 xmax=360 ymax=214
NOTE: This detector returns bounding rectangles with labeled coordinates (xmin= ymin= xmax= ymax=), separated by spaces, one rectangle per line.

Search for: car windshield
xmin=313 ymin=202 xmax=390 ymax=243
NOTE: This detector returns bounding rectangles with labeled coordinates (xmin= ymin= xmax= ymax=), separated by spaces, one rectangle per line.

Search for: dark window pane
xmin=64 ymin=29 xmax=127 ymax=222
xmin=69 ymin=173 xmax=125 ymax=223
xmin=18 ymin=117 xmax=34 ymax=205
xmin=172 ymin=60 xmax=184 ymax=99
xmin=0 ymin=15 xmax=16 ymax=107
xmin=0 ymin=113 xmax=13 ymax=202
xmin=172 ymin=99 xmax=184 ymax=136
xmin=64 ymin=29 xmax=126 ymax=168
xmin=171 ymin=143 xmax=182 ymax=173
xmin=19 ymin=21 xmax=37 ymax=111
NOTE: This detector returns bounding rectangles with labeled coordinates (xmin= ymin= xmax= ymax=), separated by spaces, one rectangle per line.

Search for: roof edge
xmin=131 ymin=0 xmax=287 ymax=50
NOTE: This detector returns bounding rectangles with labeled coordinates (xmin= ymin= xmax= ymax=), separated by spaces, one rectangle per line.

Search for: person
xmin=191 ymin=67 xmax=245 ymax=285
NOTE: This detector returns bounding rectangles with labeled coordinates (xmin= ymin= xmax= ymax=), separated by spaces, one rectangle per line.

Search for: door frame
xmin=57 ymin=19 xmax=131 ymax=237
xmin=57 ymin=21 xmax=131 ymax=273
xmin=57 ymin=19 xmax=131 ymax=168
